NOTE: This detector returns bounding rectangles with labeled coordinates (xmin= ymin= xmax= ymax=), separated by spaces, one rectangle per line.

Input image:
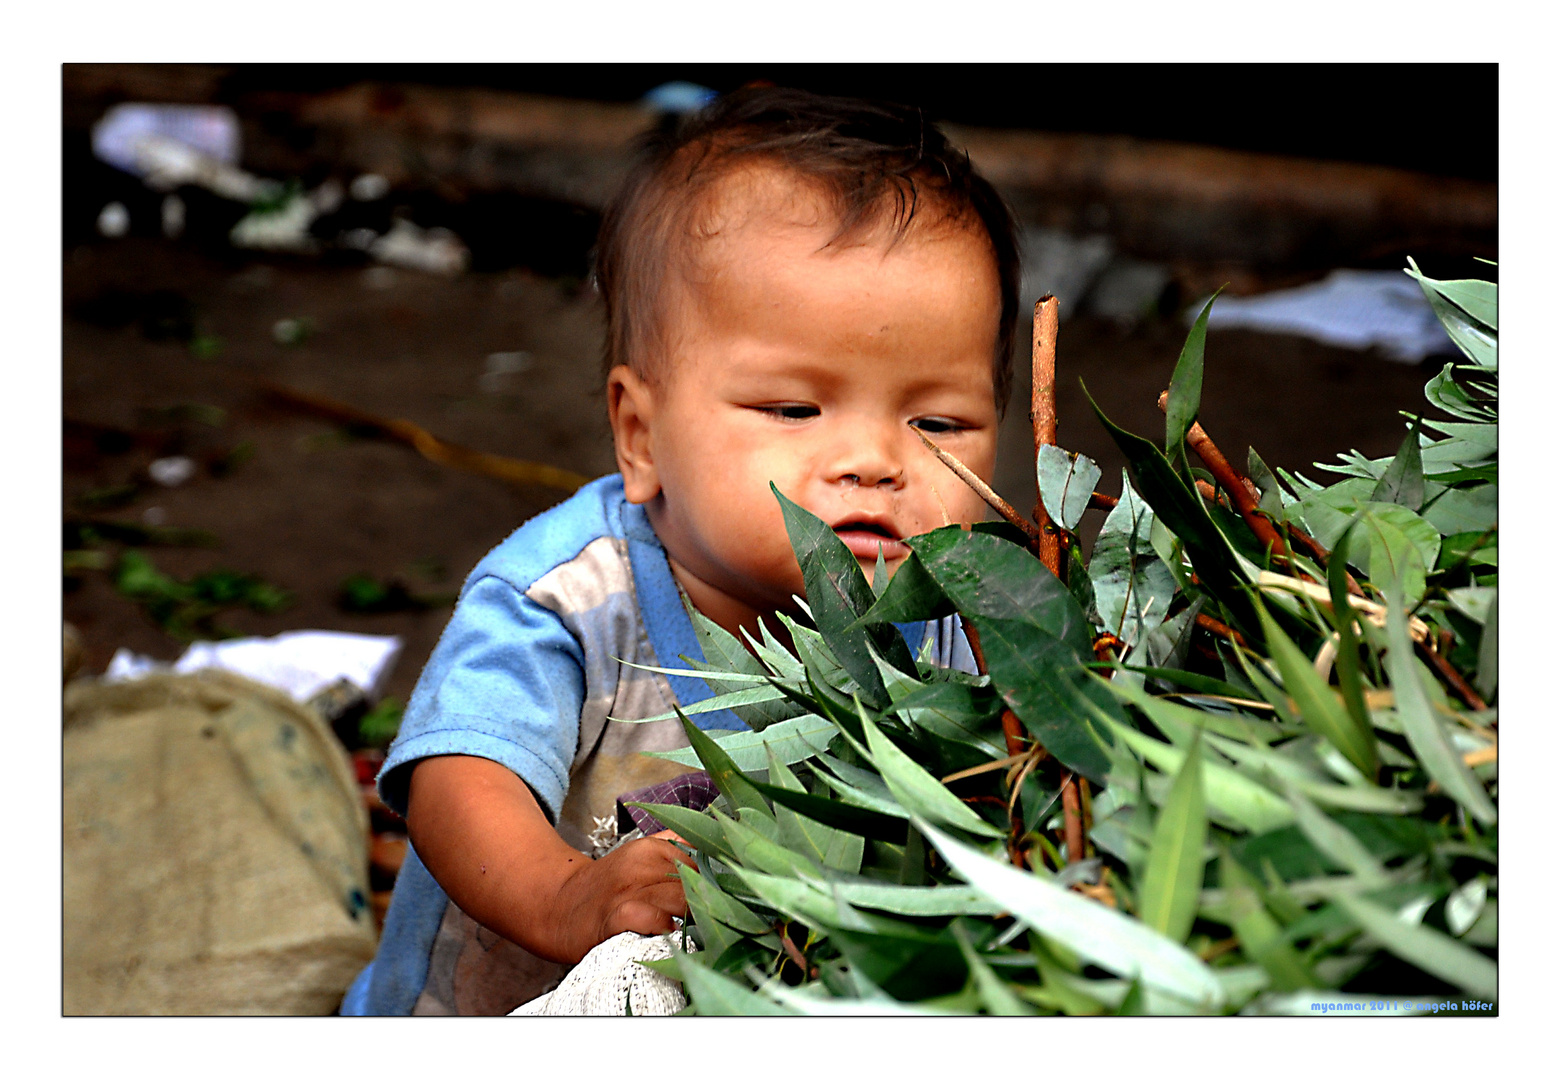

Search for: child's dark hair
xmin=594 ymin=85 xmax=1021 ymax=415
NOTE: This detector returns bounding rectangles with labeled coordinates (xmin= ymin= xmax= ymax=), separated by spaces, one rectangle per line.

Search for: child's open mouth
xmin=832 ymin=517 xmax=910 ymax=562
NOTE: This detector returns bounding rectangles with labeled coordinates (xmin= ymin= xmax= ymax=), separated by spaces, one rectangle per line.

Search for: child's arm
xmin=406 ymin=754 xmax=694 ymax=964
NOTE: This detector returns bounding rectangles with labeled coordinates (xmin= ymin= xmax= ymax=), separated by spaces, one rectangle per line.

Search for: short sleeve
xmin=377 ymin=574 xmax=587 ymax=822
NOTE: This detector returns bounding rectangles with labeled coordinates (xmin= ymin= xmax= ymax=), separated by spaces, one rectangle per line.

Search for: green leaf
xmin=1369 ymin=418 xmax=1425 ymax=510
xmin=751 ymin=979 xmax=954 ymax=1016
xmin=631 ymin=802 xmax=739 ymax=863
xmin=1087 ymin=704 xmax=1295 ymax=834
xmin=1247 ymin=448 xmax=1287 ymax=518
xmin=1166 ymin=293 xmax=1217 ymax=457
xmin=625 ymin=681 xmax=792 ymax=725
xmin=677 ymin=863 xmax=773 ymax=935
xmin=1326 ymin=531 xmax=1373 ymax=752
xmin=763 ymin=748 xmax=867 ymax=870
xmin=643 ymin=713 xmax=838 ymax=771
xmin=677 ymin=714 xmax=772 ymax=820
xmin=672 ymin=951 xmax=796 ymax=1015
xmin=1404 ymin=259 xmax=1496 ymax=331
xmin=1279 ymin=787 xmax=1388 ymax=885
xmin=807 ymin=756 xmax=910 ymax=821
xmin=1476 ymin=593 xmax=1497 ymax=701
xmin=850 ymin=544 xmax=954 ymax=626
xmin=717 ymin=811 xmax=825 ymax=880
xmin=774 ymin=485 xmax=915 ymax=706
xmin=878 ymin=672 xmax=1008 ymax=760
xmin=826 ymin=919 xmax=969 ymax=1001
xmin=870 ymin=526 xmax=1092 ymax=650
xmin=1086 ymin=386 xmax=1258 ymax=639
xmin=1036 ymin=445 xmax=1102 ymax=531
xmin=816 ymin=879 xmax=1004 ymax=917
xmin=1091 ymin=470 xmax=1176 ymax=647
xmin=748 ymin=776 xmax=906 ymax=844
xmin=1358 ymin=509 xmax=1432 ymax=607
xmin=1424 ymin=363 xmax=1493 ymax=422
xmin=682 ymin=593 xmax=765 ymax=679
xmin=859 ymin=525 xmax=1112 ymax=781
xmin=921 ymin=820 xmax=1226 ymax=1009
xmin=1405 ymin=259 xmax=1497 ymax=369
xmin=952 ymin=922 xmax=1034 ymax=1015
xmin=1420 ymin=483 xmax=1496 ymax=538
xmin=1380 ymin=578 xmax=1496 ymax=825
xmin=1220 ymin=854 xmax=1319 ymax=992
xmin=1137 ymin=729 xmax=1209 ymax=944
xmin=1255 ymin=598 xmax=1377 ymax=779
xmin=859 ymin=707 xmax=1005 ymax=838
xmin=1331 ymin=891 xmax=1496 ymax=1000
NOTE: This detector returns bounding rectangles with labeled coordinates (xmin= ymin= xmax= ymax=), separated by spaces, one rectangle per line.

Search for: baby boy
xmin=342 ymin=85 xmax=1021 ymax=1015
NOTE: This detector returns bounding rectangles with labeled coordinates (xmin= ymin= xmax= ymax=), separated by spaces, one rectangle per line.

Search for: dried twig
xmin=1256 ymin=571 xmax=1429 ymax=642
xmin=959 ymin=556 xmax=1030 ymax=869
xmin=941 ymin=753 xmax=1031 ymax=784
xmin=914 ymin=430 xmax=1038 ymax=542
xmin=1159 ymin=391 xmax=1284 ymax=558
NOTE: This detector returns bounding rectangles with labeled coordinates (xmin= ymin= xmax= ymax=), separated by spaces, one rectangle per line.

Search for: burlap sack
xmin=63 ymin=670 xmax=377 ymax=1014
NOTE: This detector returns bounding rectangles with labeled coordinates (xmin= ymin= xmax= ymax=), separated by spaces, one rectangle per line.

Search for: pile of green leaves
xmin=633 ymin=261 xmax=1497 ymax=1015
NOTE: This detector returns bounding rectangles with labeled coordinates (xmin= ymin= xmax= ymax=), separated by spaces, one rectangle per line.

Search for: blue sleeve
xmin=377 ymin=574 xmax=586 ymax=823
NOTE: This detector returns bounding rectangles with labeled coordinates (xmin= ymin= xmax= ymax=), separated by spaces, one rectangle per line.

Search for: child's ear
xmin=605 ymin=364 xmax=661 ymax=504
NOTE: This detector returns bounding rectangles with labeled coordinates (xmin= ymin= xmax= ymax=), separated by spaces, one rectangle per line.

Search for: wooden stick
xmin=1031 ymin=295 xmax=1086 ymax=864
xmin=258 ymin=379 xmax=591 ymax=492
xmin=1418 ymin=637 xmax=1488 ymax=711
xmin=1032 ymin=297 xmax=1063 ymax=575
xmin=1195 ymin=612 xmax=1250 ymax=650
xmin=914 ymin=430 xmax=1039 ymax=543
xmin=1060 ymin=776 xmax=1085 ymax=864
xmin=960 ymin=600 xmax=1029 ymax=869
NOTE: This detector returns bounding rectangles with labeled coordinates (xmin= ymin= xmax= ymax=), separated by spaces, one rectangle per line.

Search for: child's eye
xmin=910 ymin=417 xmax=963 ymax=435
xmin=755 ymin=404 xmax=820 ymax=421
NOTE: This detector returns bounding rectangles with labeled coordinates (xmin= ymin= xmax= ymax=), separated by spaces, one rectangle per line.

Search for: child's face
xmin=609 ymin=176 xmax=1002 ymax=637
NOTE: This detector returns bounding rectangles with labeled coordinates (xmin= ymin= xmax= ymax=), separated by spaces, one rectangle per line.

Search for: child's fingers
xmin=639 ymin=878 xmax=690 ymax=919
xmin=648 ymin=828 xmax=689 ymax=846
xmin=639 ymin=834 xmax=695 ymax=872
xmin=611 ymin=897 xmax=685 ymax=939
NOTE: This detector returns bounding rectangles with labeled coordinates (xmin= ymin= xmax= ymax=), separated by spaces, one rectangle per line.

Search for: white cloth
xmin=1193 ymin=269 xmax=1460 ymax=363
xmin=510 ymin=932 xmax=695 ymax=1016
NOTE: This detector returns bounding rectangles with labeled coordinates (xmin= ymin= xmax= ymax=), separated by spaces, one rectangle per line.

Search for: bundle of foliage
xmin=630 ymin=262 xmax=1496 ymax=1015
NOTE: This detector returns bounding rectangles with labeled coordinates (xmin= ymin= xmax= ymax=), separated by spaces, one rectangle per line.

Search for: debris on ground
xmin=109 ymin=550 xmax=292 ymax=639
xmin=105 ymin=627 xmax=402 ymax=703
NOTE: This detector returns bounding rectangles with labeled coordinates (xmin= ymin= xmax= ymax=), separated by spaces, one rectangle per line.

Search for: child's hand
xmin=543 ymin=830 xmax=694 ymax=962
xmin=406 ymin=755 xmax=698 ymax=965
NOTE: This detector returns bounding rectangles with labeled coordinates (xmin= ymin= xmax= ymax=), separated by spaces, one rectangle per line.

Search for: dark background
xmin=211 ymin=63 xmax=1497 ymax=181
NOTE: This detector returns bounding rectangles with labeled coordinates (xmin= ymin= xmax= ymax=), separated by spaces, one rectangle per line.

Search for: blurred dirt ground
xmin=63 ymin=235 xmax=1437 ymax=703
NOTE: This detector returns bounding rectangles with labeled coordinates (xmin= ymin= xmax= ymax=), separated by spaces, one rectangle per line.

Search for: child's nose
xmin=828 ymin=424 xmax=905 ymax=489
